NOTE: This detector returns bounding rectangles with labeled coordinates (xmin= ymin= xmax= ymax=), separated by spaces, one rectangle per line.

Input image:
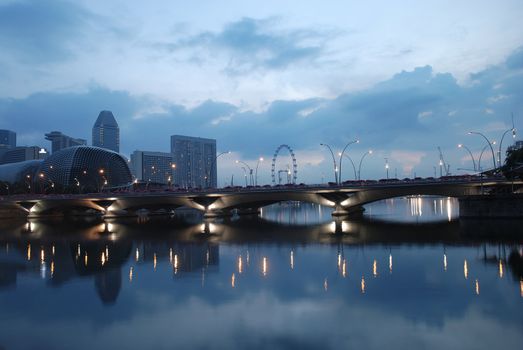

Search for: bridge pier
xmin=332 ymin=205 xmax=364 ymax=217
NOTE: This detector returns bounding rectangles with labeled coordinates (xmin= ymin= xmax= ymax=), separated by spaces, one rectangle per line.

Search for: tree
xmin=502 ymin=147 xmax=523 ymax=179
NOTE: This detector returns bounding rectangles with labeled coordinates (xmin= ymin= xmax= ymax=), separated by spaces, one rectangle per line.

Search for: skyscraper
xmin=130 ymin=150 xmax=175 ymax=185
xmin=0 ymin=129 xmax=16 ymax=149
xmin=45 ymin=131 xmax=86 ymax=153
xmin=171 ymin=135 xmax=216 ymax=188
xmin=92 ymin=111 xmax=120 ymax=153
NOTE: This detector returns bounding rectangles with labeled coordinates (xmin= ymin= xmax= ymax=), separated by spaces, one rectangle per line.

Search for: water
xmin=0 ymin=197 xmax=522 ymax=350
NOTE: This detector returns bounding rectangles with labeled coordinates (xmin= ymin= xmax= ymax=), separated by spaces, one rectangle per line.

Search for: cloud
xmin=0 ymin=0 xmax=91 ymax=63
xmin=1 ymin=46 xmax=523 ymax=180
xmin=161 ymin=17 xmax=331 ymax=72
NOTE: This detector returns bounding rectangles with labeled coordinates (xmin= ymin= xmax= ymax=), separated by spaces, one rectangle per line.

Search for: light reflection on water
xmin=260 ymin=196 xmax=459 ymax=224
xmin=0 ymin=197 xmax=521 ymax=350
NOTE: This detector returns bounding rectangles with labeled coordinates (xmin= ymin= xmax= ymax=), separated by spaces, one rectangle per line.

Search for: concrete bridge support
xmin=332 ymin=204 xmax=365 ymax=217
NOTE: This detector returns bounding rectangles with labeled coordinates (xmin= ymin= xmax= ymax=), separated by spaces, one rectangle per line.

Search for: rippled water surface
xmin=0 ymin=197 xmax=522 ymax=350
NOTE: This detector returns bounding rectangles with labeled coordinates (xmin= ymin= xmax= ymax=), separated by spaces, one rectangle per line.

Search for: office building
xmin=0 ymin=146 xmax=49 ymax=165
xmin=130 ymin=150 xmax=175 ymax=185
xmin=171 ymin=135 xmax=216 ymax=188
xmin=0 ymin=129 xmax=16 ymax=149
xmin=92 ymin=110 xmax=120 ymax=153
xmin=45 ymin=131 xmax=86 ymax=153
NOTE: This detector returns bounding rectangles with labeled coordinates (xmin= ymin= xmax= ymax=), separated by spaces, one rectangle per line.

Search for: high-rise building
xmin=130 ymin=150 xmax=175 ymax=185
xmin=92 ymin=111 xmax=120 ymax=153
xmin=0 ymin=146 xmax=49 ymax=165
xmin=45 ymin=131 xmax=86 ymax=153
xmin=171 ymin=135 xmax=216 ymax=188
xmin=0 ymin=129 xmax=16 ymax=149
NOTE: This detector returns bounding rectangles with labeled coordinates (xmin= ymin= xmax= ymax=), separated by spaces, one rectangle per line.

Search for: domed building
xmin=0 ymin=146 xmax=132 ymax=192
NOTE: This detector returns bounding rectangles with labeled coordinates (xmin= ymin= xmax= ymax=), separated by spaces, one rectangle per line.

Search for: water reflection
xmin=0 ymin=199 xmax=522 ymax=349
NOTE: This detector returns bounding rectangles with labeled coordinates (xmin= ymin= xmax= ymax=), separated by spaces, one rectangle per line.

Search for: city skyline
xmin=0 ymin=0 xmax=522 ymax=183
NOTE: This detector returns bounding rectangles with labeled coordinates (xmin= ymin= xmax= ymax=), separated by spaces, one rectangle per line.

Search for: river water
xmin=0 ymin=197 xmax=522 ymax=349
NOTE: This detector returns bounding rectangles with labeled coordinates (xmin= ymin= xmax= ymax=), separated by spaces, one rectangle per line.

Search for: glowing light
xmin=105 ymin=246 xmax=109 ymax=260
xmin=52 ymin=245 xmax=55 ymax=256
xmin=389 ymin=254 xmax=393 ymax=273
xmin=231 ymin=273 xmax=235 ymax=288
xmin=153 ymin=253 xmax=157 ymax=271
xmin=337 ymin=253 xmax=342 ymax=269
xmin=520 ymin=280 xmax=523 ymax=298
xmin=206 ymin=249 xmax=210 ymax=265
xmin=50 ymin=261 xmax=54 ymax=277
xmin=101 ymin=252 xmax=106 ymax=266
xmin=77 ymin=244 xmax=81 ymax=257
xmin=464 ymin=260 xmax=468 ymax=279
xmin=475 ymin=279 xmax=480 ymax=295
xmin=443 ymin=254 xmax=448 ymax=271
xmin=361 ymin=276 xmax=366 ymax=294
xmin=446 ymin=197 xmax=452 ymax=222
xmin=174 ymin=254 xmax=179 ymax=274
xmin=262 ymin=257 xmax=268 ymax=277
xmin=129 ymin=267 xmax=133 ymax=282
xmin=238 ymin=255 xmax=243 ymax=274
xmin=290 ymin=250 xmax=294 ymax=270
xmin=324 ymin=278 xmax=328 ymax=292
xmin=169 ymin=248 xmax=173 ymax=263
xmin=373 ymin=259 xmax=378 ymax=277
xmin=246 ymin=251 xmax=250 ymax=265
xmin=40 ymin=248 xmax=45 ymax=262
xmin=342 ymin=259 xmax=347 ymax=278
xmin=498 ymin=260 xmax=504 ymax=278
xmin=84 ymin=253 xmax=88 ymax=266
xmin=27 ymin=244 xmax=31 ymax=261
xmin=135 ymin=248 xmax=140 ymax=262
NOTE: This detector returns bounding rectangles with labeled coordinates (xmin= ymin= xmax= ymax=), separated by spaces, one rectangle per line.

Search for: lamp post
xmin=236 ymin=160 xmax=253 ymax=186
xmin=357 ymin=150 xmax=373 ymax=180
xmin=255 ymin=157 xmax=264 ymax=186
xmin=339 ymin=153 xmax=357 ymax=181
xmin=320 ymin=143 xmax=338 ymax=184
xmin=469 ymin=131 xmax=497 ymax=170
xmin=458 ymin=144 xmax=476 ymax=172
xmin=210 ymin=151 xmax=230 ymax=188
xmin=384 ymin=158 xmax=389 ymax=179
xmin=338 ymin=140 xmax=359 ymax=185
xmin=498 ymin=127 xmax=517 ymax=168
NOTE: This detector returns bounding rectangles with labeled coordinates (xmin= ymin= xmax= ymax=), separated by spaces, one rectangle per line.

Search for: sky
xmin=0 ymin=0 xmax=522 ymax=185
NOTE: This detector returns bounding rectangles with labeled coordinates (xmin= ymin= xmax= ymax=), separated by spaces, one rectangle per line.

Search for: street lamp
xmin=384 ymin=158 xmax=389 ymax=179
xmin=210 ymin=151 xmax=230 ymax=188
xmin=339 ymin=153 xmax=357 ymax=181
xmin=338 ymin=139 xmax=359 ymax=185
xmin=469 ymin=131 xmax=497 ymax=170
xmin=320 ymin=143 xmax=338 ymax=184
xmin=357 ymin=150 xmax=373 ymax=180
xmin=498 ymin=126 xmax=517 ymax=167
xmin=236 ymin=160 xmax=253 ymax=186
xmin=255 ymin=157 xmax=264 ymax=186
xmin=457 ymin=144 xmax=476 ymax=172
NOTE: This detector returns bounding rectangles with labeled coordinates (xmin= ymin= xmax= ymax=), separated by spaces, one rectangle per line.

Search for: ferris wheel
xmin=271 ymin=144 xmax=298 ymax=185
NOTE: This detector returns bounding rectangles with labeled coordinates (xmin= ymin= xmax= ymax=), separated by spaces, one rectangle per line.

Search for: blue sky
xmin=0 ymin=0 xmax=522 ymax=184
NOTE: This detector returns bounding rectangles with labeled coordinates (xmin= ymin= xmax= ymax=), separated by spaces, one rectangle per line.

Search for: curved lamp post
xmin=357 ymin=150 xmax=373 ymax=180
xmin=339 ymin=153 xmax=357 ymax=181
xmin=320 ymin=143 xmax=338 ymax=184
xmin=338 ymin=140 xmax=359 ymax=185
xmin=255 ymin=157 xmax=264 ymax=186
xmin=384 ymin=158 xmax=389 ymax=179
xmin=469 ymin=131 xmax=497 ymax=170
xmin=236 ymin=160 xmax=253 ymax=186
xmin=209 ymin=151 xmax=230 ymax=188
xmin=498 ymin=127 xmax=516 ymax=167
xmin=458 ymin=144 xmax=476 ymax=172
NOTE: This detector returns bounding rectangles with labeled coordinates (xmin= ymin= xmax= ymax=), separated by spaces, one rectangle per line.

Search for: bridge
xmin=2 ymin=178 xmax=521 ymax=218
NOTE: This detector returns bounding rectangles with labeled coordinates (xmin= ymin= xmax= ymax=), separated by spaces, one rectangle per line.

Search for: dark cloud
xmin=163 ymin=17 xmax=330 ymax=72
